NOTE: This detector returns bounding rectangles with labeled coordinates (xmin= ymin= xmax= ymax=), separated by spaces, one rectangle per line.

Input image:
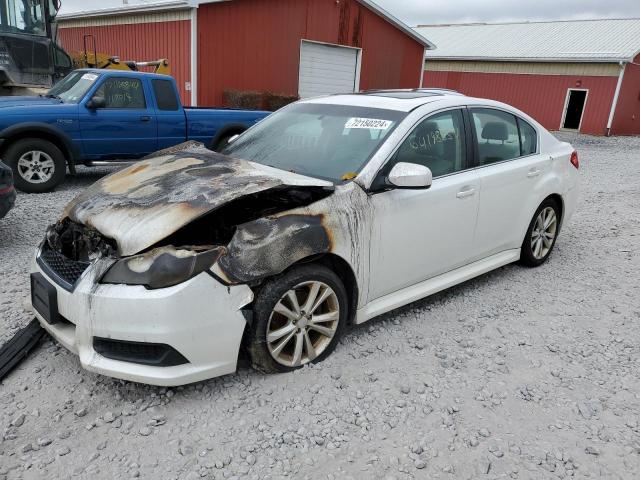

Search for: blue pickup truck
xmin=0 ymin=69 xmax=270 ymax=192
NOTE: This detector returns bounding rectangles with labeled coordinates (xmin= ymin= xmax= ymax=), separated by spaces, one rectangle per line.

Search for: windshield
xmin=46 ymin=71 xmax=100 ymax=103
xmin=0 ymin=0 xmax=47 ymax=36
xmin=222 ymin=103 xmax=405 ymax=183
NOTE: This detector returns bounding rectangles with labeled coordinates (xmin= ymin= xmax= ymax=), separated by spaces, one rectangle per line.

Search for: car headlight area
xmin=31 ymin=251 xmax=254 ymax=386
xmin=101 ymin=245 xmax=224 ymax=289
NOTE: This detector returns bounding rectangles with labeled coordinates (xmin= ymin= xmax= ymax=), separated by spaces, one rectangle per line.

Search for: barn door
xmin=298 ymin=40 xmax=360 ymax=98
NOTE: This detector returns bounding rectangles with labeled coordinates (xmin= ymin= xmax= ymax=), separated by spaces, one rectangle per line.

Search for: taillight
xmin=570 ymin=151 xmax=579 ymax=169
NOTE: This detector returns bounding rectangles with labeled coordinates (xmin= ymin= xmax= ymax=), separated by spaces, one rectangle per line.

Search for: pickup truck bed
xmin=0 ymin=69 xmax=271 ymax=193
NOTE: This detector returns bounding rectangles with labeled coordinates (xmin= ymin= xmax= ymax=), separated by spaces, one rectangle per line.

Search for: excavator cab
xmin=0 ymin=0 xmax=71 ymax=92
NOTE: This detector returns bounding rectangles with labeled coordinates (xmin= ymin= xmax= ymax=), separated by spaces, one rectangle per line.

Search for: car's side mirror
xmin=86 ymin=96 xmax=106 ymax=110
xmin=387 ymin=162 xmax=433 ymax=189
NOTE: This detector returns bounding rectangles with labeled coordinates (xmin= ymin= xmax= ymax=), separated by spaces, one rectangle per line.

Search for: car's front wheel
xmin=520 ymin=198 xmax=561 ymax=267
xmin=247 ymin=264 xmax=348 ymax=374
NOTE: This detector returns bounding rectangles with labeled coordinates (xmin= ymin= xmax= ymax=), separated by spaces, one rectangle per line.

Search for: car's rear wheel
xmin=5 ymin=138 xmax=66 ymax=193
xmin=247 ymin=264 xmax=347 ymax=374
xmin=520 ymin=198 xmax=560 ymax=267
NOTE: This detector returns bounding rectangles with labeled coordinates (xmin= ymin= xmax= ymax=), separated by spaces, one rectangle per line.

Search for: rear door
xmin=470 ymin=108 xmax=551 ymax=258
xmin=79 ymin=76 xmax=157 ymax=159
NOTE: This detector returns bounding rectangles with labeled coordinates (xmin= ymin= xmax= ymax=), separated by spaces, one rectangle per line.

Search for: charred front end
xmin=38 ymin=144 xmax=338 ymax=292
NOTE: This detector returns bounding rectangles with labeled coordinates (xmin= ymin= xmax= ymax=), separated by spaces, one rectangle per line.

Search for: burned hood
xmin=64 ymin=143 xmax=334 ymax=256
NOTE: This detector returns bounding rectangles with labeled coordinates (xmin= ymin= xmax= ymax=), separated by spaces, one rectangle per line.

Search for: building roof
xmin=415 ymin=18 xmax=640 ymax=63
xmin=57 ymin=0 xmax=435 ymax=49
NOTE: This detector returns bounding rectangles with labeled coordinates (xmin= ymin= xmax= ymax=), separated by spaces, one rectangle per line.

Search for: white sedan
xmin=30 ymin=90 xmax=579 ymax=386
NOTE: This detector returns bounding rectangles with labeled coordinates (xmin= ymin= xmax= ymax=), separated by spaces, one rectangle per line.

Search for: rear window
xmin=152 ymin=79 xmax=179 ymax=111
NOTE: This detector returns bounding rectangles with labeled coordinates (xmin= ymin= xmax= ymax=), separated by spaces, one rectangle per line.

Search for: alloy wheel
xmin=531 ymin=207 xmax=557 ymax=259
xmin=266 ymin=281 xmax=340 ymax=367
xmin=17 ymin=151 xmax=55 ymax=184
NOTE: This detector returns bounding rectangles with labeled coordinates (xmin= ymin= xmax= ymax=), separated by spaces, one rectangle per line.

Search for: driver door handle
xmin=527 ymin=168 xmax=541 ymax=178
xmin=456 ymin=186 xmax=476 ymax=199
xmin=140 ymin=115 xmax=152 ymax=123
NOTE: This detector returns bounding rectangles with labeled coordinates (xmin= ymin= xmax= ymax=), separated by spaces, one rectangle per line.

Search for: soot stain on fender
xmin=212 ymin=183 xmax=373 ymax=292
xmin=216 ymin=214 xmax=332 ymax=284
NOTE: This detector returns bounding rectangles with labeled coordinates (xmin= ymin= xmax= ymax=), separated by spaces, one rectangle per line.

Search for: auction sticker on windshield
xmin=345 ymin=118 xmax=393 ymax=130
xmin=81 ymin=73 xmax=99 ymax=81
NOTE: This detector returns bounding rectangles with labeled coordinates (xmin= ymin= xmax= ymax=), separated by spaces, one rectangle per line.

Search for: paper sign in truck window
xmin=345 ymin=118 xmax=393 ymax=130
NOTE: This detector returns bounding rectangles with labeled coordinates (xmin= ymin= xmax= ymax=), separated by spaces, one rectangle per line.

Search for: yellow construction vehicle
xmin=71 ymin=34 xmax=170 ymax=75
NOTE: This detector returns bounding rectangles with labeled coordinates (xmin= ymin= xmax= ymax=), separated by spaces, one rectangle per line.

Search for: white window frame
xmin=560 ymin=88 xmax=589 ymax=131
xmin=298 ymin=39 xmax=363 ymax=96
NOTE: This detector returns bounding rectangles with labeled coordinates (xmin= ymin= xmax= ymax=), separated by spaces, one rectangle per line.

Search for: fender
xmin=0 ymin=122 xmax=81 ymax=173
xmin=209 ymin=123 xmax=248 ymax=150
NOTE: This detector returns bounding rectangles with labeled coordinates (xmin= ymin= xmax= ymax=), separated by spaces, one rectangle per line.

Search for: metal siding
xmin=424 ymin=60 xmax=621 ymax=77
xmin=423 ymin=70 xmax=619 ymax=135
xmin=196 ymin=0 xmax=424 ymax=106
xmin=58 ymin=21 xmax=192 ymax=105
xmin=611 ymin=55 xmax=640 ymax=135
xmin=57 ymin=10 xmax=191 ymax=28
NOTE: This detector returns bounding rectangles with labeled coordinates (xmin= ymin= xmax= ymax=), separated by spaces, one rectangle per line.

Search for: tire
xmin=247 ymin=264 xmax=348 ymax=374
xmin=4 ymin=138 xmax=66 ymax=193
xmin=520 ymin=198 xmax=561 ymax=267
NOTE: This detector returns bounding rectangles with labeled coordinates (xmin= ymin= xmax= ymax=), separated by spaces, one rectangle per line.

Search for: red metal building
xmin=58 ymin=0 xmax=434 ymax=107
xmin=416 ymin=19 xmax=640 ymax=135
xmin=58 ymin=5 xmax=193 ymax=104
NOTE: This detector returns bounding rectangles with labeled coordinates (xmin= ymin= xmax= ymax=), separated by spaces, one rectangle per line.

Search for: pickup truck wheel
xmin=5 ymin=139 xmax=66 ymax=193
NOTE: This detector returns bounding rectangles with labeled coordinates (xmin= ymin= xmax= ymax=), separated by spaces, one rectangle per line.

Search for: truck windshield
xmin=222 ymin=103 xmax=406 ymax=183
xmin=46 ymin=71 xmax=99 ymax=103
xmin=0 ymin=0 xmax=47 ymax=36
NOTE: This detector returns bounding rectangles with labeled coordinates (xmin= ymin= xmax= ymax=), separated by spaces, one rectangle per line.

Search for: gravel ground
xmin=1 ymin=133 xmax=639 ymax=480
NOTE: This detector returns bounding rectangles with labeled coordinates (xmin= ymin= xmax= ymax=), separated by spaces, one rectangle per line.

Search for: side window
xmin=93 ymin=77 xmax=146 ymax=109
xmin=152 ymin=79 xmax=179 ymax=111
xmin=471 ymin=108 xmax=520 ymax=165
xmin=517 ymin=117 xmax=538 ymax=156
xmin=53 ymin=44 xmax=72 ymax=69
xmin=392 ymin=109 xmax=466 ymax=178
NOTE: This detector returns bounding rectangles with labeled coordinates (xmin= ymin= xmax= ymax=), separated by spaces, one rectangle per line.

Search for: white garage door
xmin=298 ymin=41 xmax=359 ymax=98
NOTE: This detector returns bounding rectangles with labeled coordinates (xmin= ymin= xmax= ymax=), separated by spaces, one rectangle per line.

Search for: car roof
xmin=300 ymin=89 xmax=465 ymax=112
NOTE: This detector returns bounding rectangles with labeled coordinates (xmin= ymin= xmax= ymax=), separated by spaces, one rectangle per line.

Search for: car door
xmin=469 ymin=108 xmax=551 ymax=258
xmin=79 ymin=76 xmax=157 ymax=159
xmin=368 ymin=108 xmax=481 ymax=300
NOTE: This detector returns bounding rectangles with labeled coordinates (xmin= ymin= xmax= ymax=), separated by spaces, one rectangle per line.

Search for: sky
xmin=59 ymin=0 xmax=640 ymax=24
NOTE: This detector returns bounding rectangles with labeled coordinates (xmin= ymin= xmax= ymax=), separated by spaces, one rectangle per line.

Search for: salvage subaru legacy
xmin=30 ymin=90 xmax=579 ymax=386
